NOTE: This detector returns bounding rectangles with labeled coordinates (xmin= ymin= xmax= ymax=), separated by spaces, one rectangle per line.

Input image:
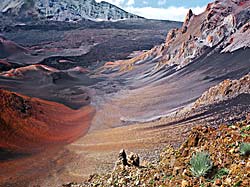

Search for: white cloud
xmin=158 ymin=0 xmax=166 ymax=6
xmin=96 ymin=0 xmax=206 ymax=22
xmin=125 ymin=6 xmax=206 ymax=22
xmin=96 ymin=0 xmax=125 ymax=6
xmin=96 ymin=0 xmax=134 ymax=6
xmin=127 ymin=0 xmax=134 ymax=6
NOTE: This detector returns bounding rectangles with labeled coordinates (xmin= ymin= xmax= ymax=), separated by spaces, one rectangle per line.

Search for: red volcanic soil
xmin=0 ymin=89 xmax=95 ymax=153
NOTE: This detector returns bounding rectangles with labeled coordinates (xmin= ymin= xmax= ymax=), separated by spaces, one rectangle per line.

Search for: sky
xmin=96 ymin=0 xmax=212 ymax=21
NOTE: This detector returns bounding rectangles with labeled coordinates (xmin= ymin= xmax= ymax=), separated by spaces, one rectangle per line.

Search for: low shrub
xmin=240 ymin=143 xmax=250 ymax=156
xmin=190 ymin=151 xmax=213 ymax=177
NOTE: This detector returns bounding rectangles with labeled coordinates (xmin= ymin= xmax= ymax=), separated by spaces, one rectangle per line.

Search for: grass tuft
xmin=190 ymin=151 xmax=213 ymax=177
xmin=240 ymin=143 xmax=250 ymax=156
xmin=214 ymin=168 xmax=229 ymax=179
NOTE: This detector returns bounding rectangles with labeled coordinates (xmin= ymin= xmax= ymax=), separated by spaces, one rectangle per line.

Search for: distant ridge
xmin=0 ymin=0 xmax=143 ymax=22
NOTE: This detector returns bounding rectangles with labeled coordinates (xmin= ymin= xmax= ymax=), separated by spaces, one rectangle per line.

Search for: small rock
xmin=230 ymin=125 xmax=237 ymax=129
xmin=247 ymin=161 xmax=250 ymax=168
xmin=181 ymin=179 xmax=189 ymax=187
xmin=134 ymin=180 xmax=140 ymax=185
xmin=182 ymin=169 xmax=191 ymax=177
xmin=154 ymin=173 xmax=160 ymax=180
xmin=127 ymin=152 xmax=140 ymax=167
xmin=235 ymin=147 xmax=240 ymax=153
xmin=214 ymin=179 xmax=222 ymax=186
xmin=115 ymin=149 xmax=128 ymax=169
xmin=187 ymin=132 xmax=200 ymax=147
xmin=172 ymin=167 xmax=183 ymax=176
xmin=225 ymin=178 xmax=232 ymax=185
xmin=182 ymin=148 xmax=189 ymax=157
xmin=229 ymin=148 xmax=235 ymax=154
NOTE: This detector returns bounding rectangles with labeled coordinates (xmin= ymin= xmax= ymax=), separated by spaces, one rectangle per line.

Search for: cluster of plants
xmin=190 ymin=141 xmax=250 ymax=177
xmin=190 ymin=151 xmax=213 ymax=178
xmin=240 ymin=142 xmax=250 ymax=156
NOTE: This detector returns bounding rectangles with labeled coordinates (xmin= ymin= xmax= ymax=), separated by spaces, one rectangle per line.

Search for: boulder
xmin=116 ymin=149 xmax=128 ymax=167
xmin=115 ymin=149 xmax=140 ymax=168
xmin=127 ymin=152 xmax=140 ymax=167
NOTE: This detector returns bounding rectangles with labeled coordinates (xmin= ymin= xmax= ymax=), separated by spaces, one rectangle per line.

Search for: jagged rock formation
xmin=0 ymin=0 xmax=142 ymax=22
xmin=194 ymin=74 xmax=250 ymax=108
xmin=103 ymin=0 xmax=250 ymax=72
xmin=115 ymin=149 xmax=140 ymax=169
xmin=161 ymin=0 xmax=250 ymax=68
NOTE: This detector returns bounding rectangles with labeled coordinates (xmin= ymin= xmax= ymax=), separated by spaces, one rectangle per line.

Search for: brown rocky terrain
xmin=100 ymin=0 xmax=250 ymax=72
xmin=69 ymin=118 xmax=250 ymax=187
xmin=0 ymin=16 xmax=182 ymax=187
xmin=193 ymin=74 xmax=250 ymax=108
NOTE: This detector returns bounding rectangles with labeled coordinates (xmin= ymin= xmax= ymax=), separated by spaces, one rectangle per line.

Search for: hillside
xmin=0 ymin=89 xmax=94 ymax=153
xmin=0 ymin=0 xmax=142 ymax=21
xmin=69 ymin=118 xmax=250 ymax=187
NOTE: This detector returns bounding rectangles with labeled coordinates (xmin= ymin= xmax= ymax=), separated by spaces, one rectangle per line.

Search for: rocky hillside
xmin=102 ymin=0 xmax=250 ymax=72
xmin=193 ymin=74 xmax=250 ymax=108
xmin=0 ymin=0 xmax=142 ymax=21
xmin=64 ymin=118 xmax=250 ymax=187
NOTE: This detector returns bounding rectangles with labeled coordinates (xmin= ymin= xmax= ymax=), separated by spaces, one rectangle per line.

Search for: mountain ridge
xmin=0 ymin=0 xmax=143 ymax=22
xmin=102 ymin=0 xmax=250 ymax=73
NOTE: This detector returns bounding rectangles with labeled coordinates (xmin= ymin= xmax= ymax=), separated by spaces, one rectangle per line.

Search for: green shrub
xmin=240 ymin=143 xmax=250 ymax=156
xmin=233 ymin=181 xmax=242 ymax=187
xmin=214 ymin=168 xmax=229 ymax=179
xmin=240 ymin=125 xmax=250 ymax=133
xmin=190 ymin=151 xmax=213 ymax=177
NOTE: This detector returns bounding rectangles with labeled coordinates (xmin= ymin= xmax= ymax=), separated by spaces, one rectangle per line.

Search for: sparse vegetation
xmin=190 ymin=151 xmax=213 ymax=177
xmin=233 ymin=181 xmax=242 ymax=187
xmin=66 ymin=120 xmax=250 ymax=186
xmin=240 ymin=142 xmax=250 ymax=156
xmin=213 ymin=168 xmax=229 ymax=179
xmin=240 ymin=125 xmax=250 ymax=133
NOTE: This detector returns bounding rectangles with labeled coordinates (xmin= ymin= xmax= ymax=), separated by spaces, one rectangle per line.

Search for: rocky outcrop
xmin=161 ymin=0 xmax=250 ymax=68
xmin=0 ymin=64 xmax=59 ymax=78
xmin=182 ymin=9 xmax=194 ymax=34
xmin=115 ymin=149 xmax=140 ymax=169
xmin=0 ymin=0 xmax=142 ymax=22
xmin=104 ymin=0 xmax=250 ymax=73
xmin=194 ymin=74 xmax=250 ymax=108
xmin=66 ymin=118 xmax=250 ymax=187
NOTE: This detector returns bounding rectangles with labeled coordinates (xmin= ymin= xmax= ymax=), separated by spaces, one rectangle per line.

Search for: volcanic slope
xmin=0 ymin=89 xmax=95 ymax=153
xmin=0 ymin=18 xmax=181 ymax=109
xmin=0 ymin=11 xmax=182 ymax=187
xmin=38 ymin=1 xmax=250 ymax=185
xmin=91 ymin=0 xmax=250 ymax=130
